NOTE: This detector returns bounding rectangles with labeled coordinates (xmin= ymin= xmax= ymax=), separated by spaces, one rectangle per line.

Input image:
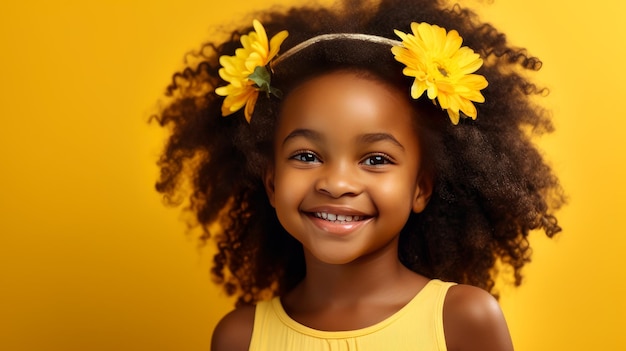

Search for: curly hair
xmin=153 ymin=0 xmax=565 ymax=306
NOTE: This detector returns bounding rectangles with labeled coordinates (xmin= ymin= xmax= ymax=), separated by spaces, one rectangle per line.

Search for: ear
xmin=263 ymin=167 xmax=276 ymax=208
xmin=412 ymin=172 xmax=433 ymax=213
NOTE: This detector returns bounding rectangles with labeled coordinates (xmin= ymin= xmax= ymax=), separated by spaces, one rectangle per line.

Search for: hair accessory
xmin=215 ymin=20 xmax=288 ymax=123
xmin=392 ymin=22 xmax=488 ymax=124
xmin=215 ymin=20 xmax=487 ymax=125
xmin=271 ymin=33 xmax=402 ymax=67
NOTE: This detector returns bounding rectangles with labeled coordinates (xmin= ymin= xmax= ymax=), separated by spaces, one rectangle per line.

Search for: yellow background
xmin=1 ymin=0 xmax=624 ymax=350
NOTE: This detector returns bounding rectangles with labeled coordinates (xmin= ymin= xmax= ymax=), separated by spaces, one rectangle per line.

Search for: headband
xmin=215 ymin=20 xmax=488 ymax=125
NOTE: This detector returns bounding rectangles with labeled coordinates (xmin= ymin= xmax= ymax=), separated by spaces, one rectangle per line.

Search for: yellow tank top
xmin=249 ymin=279 xmax=455 ymax=351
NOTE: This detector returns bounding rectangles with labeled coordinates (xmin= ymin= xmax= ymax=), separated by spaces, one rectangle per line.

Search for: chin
xmin=306 ymin=249 xmax=362 ymax=266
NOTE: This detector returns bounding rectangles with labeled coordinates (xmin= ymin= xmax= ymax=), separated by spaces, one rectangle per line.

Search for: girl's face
xmin=265 ymin=71 xmax=431 ymax=265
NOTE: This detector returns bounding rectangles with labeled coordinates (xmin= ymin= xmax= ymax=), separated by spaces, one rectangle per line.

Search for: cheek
xmin=376 ymin=188 xmax=414 ymax=217
xmin=272 ymin=174 xmax=309 ymax=241
xmin=370 ymin=170 xmax=419 ymax=230
xmin=273 ymin=170 xmax=307 ymax=212
xmin=374 ymin=174 xmax=418 ymax=206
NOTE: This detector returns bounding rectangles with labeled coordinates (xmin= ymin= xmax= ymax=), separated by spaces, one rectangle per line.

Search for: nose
xmin=314 ymin=161 xmax=362 ymax=198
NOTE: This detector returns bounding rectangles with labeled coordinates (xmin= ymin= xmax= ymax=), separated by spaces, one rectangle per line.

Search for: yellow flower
xmin=215 ymin=20 xmax=288 ymax=122
xmin=392 ymin=22 xmax=488 ymax=124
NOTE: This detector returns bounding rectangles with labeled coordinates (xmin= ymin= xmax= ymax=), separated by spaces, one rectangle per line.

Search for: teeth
xmin=314 ymin=212 xmax=364 ymax=222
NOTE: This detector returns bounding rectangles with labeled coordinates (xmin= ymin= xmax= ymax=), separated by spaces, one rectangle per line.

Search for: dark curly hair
xmin=153 ymin=0 xmax=565 ymax=306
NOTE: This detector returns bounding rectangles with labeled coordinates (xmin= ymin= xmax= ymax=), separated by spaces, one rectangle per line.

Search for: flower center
xmin=436 ymin=63 xmax=449 ymax=77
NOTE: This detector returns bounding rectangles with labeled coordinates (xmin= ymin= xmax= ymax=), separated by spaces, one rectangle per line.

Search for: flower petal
xmin=442 ymin=30 xmax=463 ymax=58
xmin=447 ymin=109 xmax=460 ymax=125
xmin=268 ymin=30 xmax=289 ymax=60
xmin=252 ymin=20 xmax=268 ymax=51
xmin=244 ymin=92 xmax=259 ymax=123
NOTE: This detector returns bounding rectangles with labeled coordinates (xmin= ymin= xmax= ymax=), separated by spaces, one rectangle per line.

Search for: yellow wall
xmin=1 ymin=0 xmax=624 ymax=350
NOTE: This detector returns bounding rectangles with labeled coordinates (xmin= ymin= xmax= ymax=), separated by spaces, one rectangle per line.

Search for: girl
xmin=153 ymin=0 xmax=564 ymax=349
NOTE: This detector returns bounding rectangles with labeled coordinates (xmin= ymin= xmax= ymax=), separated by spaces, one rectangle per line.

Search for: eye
xmin=362 ymin=154 xmax=393 ymax=166
xmin=290 ymin=151 xmax=321 ymax=163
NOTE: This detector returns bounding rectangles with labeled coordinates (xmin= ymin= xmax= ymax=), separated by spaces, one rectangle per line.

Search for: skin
xmin=211 ymin=71 xmax=514 ymax=351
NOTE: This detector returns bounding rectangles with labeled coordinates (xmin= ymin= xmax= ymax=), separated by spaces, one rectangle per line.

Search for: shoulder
xmin=442 ymin=284 xmax=514 ymax=351
xmin=211 ymin=305 xmax=256 ymax=351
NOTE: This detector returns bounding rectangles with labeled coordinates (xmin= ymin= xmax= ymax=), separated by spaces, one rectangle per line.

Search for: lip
xmin=302 ymin=206 xmax=374 ymax=236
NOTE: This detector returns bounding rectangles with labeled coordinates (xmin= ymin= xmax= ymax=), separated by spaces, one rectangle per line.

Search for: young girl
xmin=154 ymin=0 xmax=564 ymax=349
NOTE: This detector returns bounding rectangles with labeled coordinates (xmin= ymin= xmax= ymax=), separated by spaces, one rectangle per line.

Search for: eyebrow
xmin=282 ymin=128 xmax=323 ymax=145
xmin=282 ymin=129 xmax=404 ymax=150
xmin=358 ymin=133 xmax=405 ymax=150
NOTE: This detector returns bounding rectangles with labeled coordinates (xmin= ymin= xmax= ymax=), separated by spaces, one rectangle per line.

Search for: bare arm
xmin=443 ymin=285 xmax=514 ymax=351
xmin=211 ymin=305 xmax=255 ymax=351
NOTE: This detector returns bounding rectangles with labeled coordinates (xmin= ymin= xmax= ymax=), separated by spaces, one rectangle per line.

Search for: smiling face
xmin=265 ymin=71 xmax=432 ymax=265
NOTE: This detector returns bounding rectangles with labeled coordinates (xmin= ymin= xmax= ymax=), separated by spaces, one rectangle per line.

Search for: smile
xmin=313 ymin=212 xmax=367 ymax=223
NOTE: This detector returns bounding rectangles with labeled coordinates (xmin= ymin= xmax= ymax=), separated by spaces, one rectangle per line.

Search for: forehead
xmin=278 ymin=71 xmax=416 ymax=134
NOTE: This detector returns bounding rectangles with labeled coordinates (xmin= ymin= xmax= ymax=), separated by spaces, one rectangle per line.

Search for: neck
xmin=296 ymin=238 xmax=412 ymax=305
